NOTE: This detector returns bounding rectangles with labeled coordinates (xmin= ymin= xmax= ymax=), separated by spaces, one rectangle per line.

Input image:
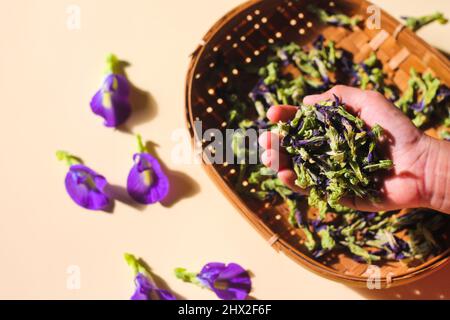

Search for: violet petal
xmin=64 ymin=164 xmax=110 ymax=210
xmin=127 ymin=153 xmax=169 ymax=204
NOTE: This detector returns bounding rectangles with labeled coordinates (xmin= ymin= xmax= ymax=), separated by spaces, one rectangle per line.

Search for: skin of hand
xmin=258 ymin=85 xmax=450 ymax=214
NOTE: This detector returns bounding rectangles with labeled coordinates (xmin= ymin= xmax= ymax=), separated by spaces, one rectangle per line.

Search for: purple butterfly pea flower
xmin=387 ymin=236 xmax=410 ymax=260
xmin=127 ymin=135 xmax=169 ymax=205
xmin=57 ymin=151 xmax=111 ymax=211
xmin=364 ymin=212 xmax=377 ymax=221
xmin=276 ymin=48 xmax=291 ymax=66
xmin=132 ymin=274 xmax=176 ymax=300
xmin=409 ymin=99 xmax=425 ymax=112
xmin=125 ymin=253 xmax=176 ymax=301
xmin=175 ymin=262 xmax=252 ymax=300
xmin=90 ymin=54 xmax=131 ymax=128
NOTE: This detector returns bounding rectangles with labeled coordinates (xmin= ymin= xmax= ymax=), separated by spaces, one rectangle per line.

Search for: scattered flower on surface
xmin=174 ymin=262 xmax=251 ymax=300
xmin=56 ymin=151 xmax=111 ymax=211
xmin=125 ymin=253 xmax=176 ymax=301
xmin=127 ymin=134 xmax=169 ymax=204
xmin=90 ymin=54 xmax=132 ymax=127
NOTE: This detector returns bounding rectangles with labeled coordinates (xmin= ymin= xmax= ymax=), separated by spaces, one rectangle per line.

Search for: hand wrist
xmin=419 ymin=135 xmax=450 ymax=214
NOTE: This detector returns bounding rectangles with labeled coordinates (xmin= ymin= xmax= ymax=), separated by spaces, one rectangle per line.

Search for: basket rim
xmin=184 ymin=0 xmax=450 ymax=287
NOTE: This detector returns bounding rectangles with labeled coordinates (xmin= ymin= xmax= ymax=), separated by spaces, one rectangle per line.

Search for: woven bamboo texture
xmin=185 ymin=0 xmax=450 ymax=287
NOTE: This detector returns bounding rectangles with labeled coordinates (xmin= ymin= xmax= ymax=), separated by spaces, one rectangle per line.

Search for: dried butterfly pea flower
xmin=308 ymin=4 xmax=361 ymax=28
xmin=352 ymin=53 xmax=399 ymax=102
xmin=396 ymin=68 xmax=449 ymax=128
xmin=223 ymin=34 xmax=449 ymax=263
xmin=278 ymin=99 xmax=393 ymax=217
xmin=401 ymin=12 xmax=448 ymax=32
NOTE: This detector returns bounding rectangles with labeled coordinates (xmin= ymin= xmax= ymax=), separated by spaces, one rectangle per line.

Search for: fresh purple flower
xmin=127 ymin=135 xmax=169 ymax=204
xmin=57 ymin=151 xmax=111 ymax=211
xmin=125 ymin=253 xmax=176 ymax=301
xmin=90 ymin=54 xmax=131 ymax=128
xmin=175 ymin=262 xmax=252 ymax=300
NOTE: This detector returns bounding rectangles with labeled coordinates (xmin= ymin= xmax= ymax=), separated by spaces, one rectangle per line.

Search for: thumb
xmin=303 ymin=85 xmax=368 ymax=116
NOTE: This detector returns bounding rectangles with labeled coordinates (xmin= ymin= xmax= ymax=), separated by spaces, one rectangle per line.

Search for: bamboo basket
xmin=185 ymin=0 xmax=450 ymax=287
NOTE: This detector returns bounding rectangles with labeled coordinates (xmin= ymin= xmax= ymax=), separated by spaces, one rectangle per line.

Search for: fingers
xmin=259 ymin=131 xmax=289 ymax=171
xmin=259 ymin=131 xmax=307 ymax=194
xmin=340 ymin=196 xmax=387 ymax=212
xmin=267 ymin=105 xmax=299 ymax=123
xmin=258 ymin=131 xmax=281 ymax=150
xmin=303 ymin=85 xmax=368 ymax=115
xmin=260 ymin=149 xmax=290 ymax=171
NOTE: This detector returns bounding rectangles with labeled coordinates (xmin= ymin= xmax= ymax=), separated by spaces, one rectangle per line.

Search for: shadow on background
xmin=114 ymin=60 xmax=158 ymax=134
xmin=105 ymin=184 xmax=146 ymax=212
xmin=145 ymin=140 xmax=200 ymax=208
xmin=354 ymin=263 xmax=450 ymax=300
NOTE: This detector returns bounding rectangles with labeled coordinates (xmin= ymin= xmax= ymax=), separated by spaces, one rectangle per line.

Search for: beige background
xmin=0 ymin=0 xmax=449 ymax=300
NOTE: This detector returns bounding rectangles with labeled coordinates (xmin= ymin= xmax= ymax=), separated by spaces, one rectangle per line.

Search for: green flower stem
xmin=174 ymin=267 xmax=204 ymax=288
xmin=56 ymin=150 xmax=82 ymax=166
xmin=124 ymin=253 xmax=155 ymax=282
xmin=404 ymin=12 xmax=448 ymax=32
xmin=103 ymin=53 xmax=121 ymax=75
xmin=136 ymin=134 xmax=149 ymax=154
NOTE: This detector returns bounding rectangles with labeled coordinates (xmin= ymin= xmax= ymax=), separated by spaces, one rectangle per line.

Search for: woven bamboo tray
xmin=185 ymin=0 xmax=450 ymax=287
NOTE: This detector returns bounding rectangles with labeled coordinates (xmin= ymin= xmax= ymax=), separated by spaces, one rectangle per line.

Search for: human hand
xmin=259 ymin=85 xmax=450 ymax=213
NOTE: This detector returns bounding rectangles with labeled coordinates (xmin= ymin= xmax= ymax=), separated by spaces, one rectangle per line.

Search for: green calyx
xmin=135 ymin=134 xmax=154 ymax=186
xmin=104 ymin=53 xmax=121 ymax=75
xmin=174 ymin=267 xmax=203 ymax=287
xmin=56 ymin=150 xmax=83 ymax=166
xmin=136 ymin=134 xmax=149 ymax=154
xmin=124 ymin=253 xmax=150 ymax=277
